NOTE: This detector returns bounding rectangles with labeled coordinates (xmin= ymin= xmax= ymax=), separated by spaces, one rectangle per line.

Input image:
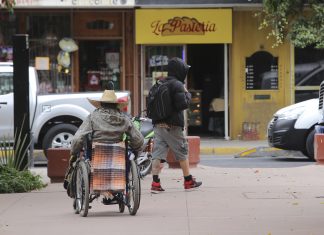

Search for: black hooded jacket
xmin=154 ymin=57 xmax=191 ymax=127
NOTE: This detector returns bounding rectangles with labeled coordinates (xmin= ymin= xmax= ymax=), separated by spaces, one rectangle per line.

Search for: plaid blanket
xmin=90 ymin=142 xmax=126 ymax=192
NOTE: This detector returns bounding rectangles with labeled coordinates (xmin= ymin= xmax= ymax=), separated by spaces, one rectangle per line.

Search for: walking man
xmin=150 ymin=57 xmax=202 ymax=191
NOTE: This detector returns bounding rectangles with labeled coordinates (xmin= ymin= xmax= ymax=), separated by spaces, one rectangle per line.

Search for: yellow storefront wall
xmin=135 ymin=9 xmax=232 ymax=44
xmin=230 ymin=11 xmax=292 ymax=140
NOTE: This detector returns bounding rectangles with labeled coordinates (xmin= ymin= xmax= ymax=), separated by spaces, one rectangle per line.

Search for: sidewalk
xmin=2 ymin=163 xmax=324 ymax=235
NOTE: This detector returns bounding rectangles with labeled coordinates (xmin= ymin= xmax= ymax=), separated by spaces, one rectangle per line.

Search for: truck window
xmin=0 ymin=72 xmax=13 ymax=95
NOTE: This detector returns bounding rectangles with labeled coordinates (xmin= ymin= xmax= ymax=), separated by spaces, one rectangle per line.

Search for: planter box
xmin=166 ymin=136 xmax=200 ymax=168
xmin=314 ymin=133 xmax=324 ymax=164
xmin=47 ymin=148 xmax=70 ymax=183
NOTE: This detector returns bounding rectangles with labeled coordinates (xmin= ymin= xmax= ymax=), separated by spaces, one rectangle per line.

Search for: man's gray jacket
xmin=70 ymin=108 xmax=144 ymax=155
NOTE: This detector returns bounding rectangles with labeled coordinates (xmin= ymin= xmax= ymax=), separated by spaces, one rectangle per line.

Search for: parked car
xmin=0 ymin=62 xmax=130 ymax=152
xmin=267 ymin=98 xmax=320 ymax=160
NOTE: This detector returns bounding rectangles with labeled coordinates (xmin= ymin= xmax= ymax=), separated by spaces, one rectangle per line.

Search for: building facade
xmin=1 ymin=0 xmax=323 ymax=140
xmin=0 ymin=0 xmax=140 ymax=110
xmin=135 ymin=0 xmax=324 ymax=140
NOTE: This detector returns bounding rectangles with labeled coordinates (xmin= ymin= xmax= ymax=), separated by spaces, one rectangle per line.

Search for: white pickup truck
xmin=0 ymin=62 xmax=130 ymax=151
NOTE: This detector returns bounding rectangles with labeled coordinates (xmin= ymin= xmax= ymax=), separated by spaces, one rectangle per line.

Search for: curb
xmin=200 ymin=146 xmax=282 ymax=157
xmin=200 ymin=147 xmax=252 ymax=156
xmin=235 ymin=146 xmax=282 ymax=158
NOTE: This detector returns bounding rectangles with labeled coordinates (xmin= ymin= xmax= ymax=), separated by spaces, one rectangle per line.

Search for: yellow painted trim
xmin=239 ymin=148 xmax=257 ymax=156
xmin=295 ymin=86 xmax=319 ymax=90
xmin=200 ymin=147 xmax=250 ymax=155
xmin=200 ymin=146 xmax=282 ymax=156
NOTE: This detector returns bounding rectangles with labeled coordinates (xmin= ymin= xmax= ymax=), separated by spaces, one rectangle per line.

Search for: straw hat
xmin=87 ymin=90 xmax=128 ymax=109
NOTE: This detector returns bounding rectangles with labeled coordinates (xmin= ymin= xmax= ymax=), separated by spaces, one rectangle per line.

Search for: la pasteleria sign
xmin=135 ymin=9 xmax=232 ymax=44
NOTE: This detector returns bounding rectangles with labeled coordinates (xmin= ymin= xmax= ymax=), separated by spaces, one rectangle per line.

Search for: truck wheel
xmin=42 ymin=124 xmax=78 ymax=151
xmin=306 ymin=129 xmax=315 ymax=161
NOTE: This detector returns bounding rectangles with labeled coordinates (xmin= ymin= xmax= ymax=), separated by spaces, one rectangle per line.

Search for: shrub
xmin=0 ymin=117 xmax=46 ymax=193
xmin=0 ymin=165 xmax=46 ymax=193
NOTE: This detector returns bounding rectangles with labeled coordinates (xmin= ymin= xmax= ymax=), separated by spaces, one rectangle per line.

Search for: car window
xmin=300 ymin=69 xmax=324 ymax=86
xmin=294 ymin=62 xmax=323 ymax=85
xmin=0 ymin=72 xmax=13 ymax=95
xmin=295 ymin=70 xmax=316 ymax=84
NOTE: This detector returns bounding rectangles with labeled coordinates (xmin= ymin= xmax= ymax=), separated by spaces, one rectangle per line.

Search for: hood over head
xmin=167 ymin=57 xmax=190 ymax=83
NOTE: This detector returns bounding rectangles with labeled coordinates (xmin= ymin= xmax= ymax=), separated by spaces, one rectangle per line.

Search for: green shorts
xmin=152 ymin=126 xmax=188 ymax=162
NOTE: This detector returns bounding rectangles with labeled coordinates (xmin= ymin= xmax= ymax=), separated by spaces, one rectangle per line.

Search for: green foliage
xmin=0 ymin=118 xmax=31 ymax=171
xmin=0 ymin=137 xmax=29 ymax=171
xmin=0 ymin=0 xmax=15 ymax=13
xmin=257 ymin=0 xmax=324 ymax=48
xmin=0 ymin=165 xmax=45 ymax=193
xmin=0 ymin=117 xmax=46 ymax=193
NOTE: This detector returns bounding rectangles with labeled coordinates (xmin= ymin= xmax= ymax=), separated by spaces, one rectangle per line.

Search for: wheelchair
xmin=71 ymin=135 xmax=141 ymax=217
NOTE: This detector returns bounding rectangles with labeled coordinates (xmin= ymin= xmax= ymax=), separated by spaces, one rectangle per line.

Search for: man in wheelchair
xmin=64 ymin=90 xmax=144 ymax=193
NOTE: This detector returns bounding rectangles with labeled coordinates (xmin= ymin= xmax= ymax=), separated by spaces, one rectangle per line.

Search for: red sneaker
xmin=184 ymin=178 xmax=202 ymax=189
xmin=151 ymin=181 xmax=165 ymax=192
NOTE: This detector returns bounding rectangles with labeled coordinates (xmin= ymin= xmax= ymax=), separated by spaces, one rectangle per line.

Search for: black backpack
xmin=146 ymin=79 xmax=173 ymax=121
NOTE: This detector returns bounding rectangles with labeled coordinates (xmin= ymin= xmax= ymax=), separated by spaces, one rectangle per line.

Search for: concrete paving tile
xmin=2 ymin=163 xmax=324 ymax=235
xmin=189 ymin=216 xmax=324 ymax=235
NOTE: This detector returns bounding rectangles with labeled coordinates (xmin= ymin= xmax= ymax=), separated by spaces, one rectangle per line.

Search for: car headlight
xmin=277 ymin=106 xmax=305 ymax=120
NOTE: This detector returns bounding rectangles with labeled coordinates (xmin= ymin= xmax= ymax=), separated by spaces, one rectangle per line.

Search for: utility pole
xmin=13 ymin=34 xmax=30 ymax=170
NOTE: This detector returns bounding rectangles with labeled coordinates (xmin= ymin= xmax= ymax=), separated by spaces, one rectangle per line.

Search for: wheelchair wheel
xmin=127 ymin=160 xmax=141 ymax=215
xmin=73 ymin=199 xmax=79 ymax=214
xmin=75 ymin=160 xmax=90 ymax=217
xmin=119 ymin=201 xmax=125 ymax=213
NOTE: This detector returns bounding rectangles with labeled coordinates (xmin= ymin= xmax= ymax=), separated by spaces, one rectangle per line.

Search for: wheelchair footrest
xmin=102 ymin=197 xmax=119 ymax=205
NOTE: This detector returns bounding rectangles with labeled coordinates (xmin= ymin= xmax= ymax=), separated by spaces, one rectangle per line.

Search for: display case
xmin=188 ymin=90 xmax=202 ymax=126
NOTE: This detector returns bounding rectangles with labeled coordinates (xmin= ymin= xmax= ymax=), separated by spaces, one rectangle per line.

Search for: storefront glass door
xmin=187 ymin=44 xmax=225 ymax=137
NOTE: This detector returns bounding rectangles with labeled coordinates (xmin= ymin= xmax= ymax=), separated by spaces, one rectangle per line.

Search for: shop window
xmin=245 ymin=51 xmax=278 ymax=90
xmin=0 ymin=13 xmax=17 ymax=62
xmin=27 ymin=13 xmax=72 ymax=94
xmin=294 ymin=46 xmax=324 ymax=103
xmin=143 ymin=45 xmax=199 ymax=124
xmin=79 ymin=40 xmax=121 ymax=91
xmin=0 ymin=46 xmax=13 ymax=62
xmin=144 ymin=46 xmax=183 ymax=96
